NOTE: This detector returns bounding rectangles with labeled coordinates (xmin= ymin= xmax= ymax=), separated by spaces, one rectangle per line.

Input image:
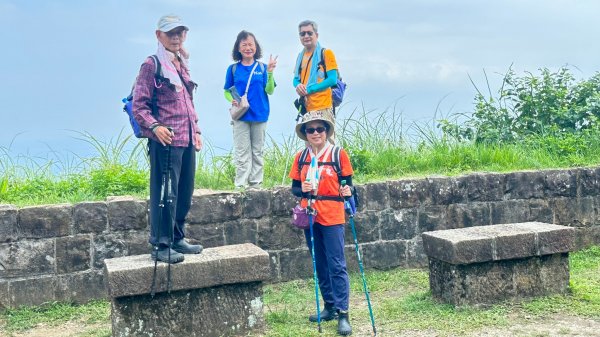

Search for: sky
xmin=1 ymin=0 xmax=599 ymax=164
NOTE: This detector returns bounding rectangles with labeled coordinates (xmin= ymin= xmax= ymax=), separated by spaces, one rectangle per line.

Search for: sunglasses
xmin=305 ymin=126 xmax=326 ymax=134
xmin=299 ymin=31 xmax=314 ymax=37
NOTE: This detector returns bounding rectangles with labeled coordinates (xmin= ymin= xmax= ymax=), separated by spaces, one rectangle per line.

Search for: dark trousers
xmin=304 ymin=223 xmax=350 ymax=311
xmin=148 ymin=140 xmax=196 ymax=246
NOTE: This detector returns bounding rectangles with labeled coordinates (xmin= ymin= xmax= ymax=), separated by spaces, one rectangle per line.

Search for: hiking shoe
xmin=151 ymin=247 xmax=184 ymax=264
xmin=309 ymin=302 xmax=338 ymax=322
xmin=172 ymin=239 xmax=203 ymax=254
xmin=337 ymin=310 xmax=352 ymax=335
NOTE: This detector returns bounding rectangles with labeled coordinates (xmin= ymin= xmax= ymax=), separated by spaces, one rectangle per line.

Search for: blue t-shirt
xmin=224 ymin=61 xmax=270 ymax=122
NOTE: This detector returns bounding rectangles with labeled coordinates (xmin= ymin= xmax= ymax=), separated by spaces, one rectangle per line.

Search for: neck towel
xmin=156 ymin=42 xmax=189 ymax=92
xmin=294 ymin=42 xmax=322 ymax=87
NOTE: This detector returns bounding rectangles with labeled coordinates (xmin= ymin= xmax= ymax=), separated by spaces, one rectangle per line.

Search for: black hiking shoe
xmin=172 ymin=239 xmax=203 ymax=254
xmin=309 ymin=302 xmax=338 ymax=322
xmin=337 ymin=310 xmax=352 ymax=336
xmin=151 ymin=247 xmax=185 ymax=264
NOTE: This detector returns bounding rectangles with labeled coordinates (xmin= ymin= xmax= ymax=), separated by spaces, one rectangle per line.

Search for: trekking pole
xmin=341 ymin=180 xmax=377 ymax=336
xmin=150 ymin=143 xmax=173 ymax=297
xmin=164 ymin=143 xmax=174 ymax=294
xmin=307 ymin=197 xmax=322 ymax=333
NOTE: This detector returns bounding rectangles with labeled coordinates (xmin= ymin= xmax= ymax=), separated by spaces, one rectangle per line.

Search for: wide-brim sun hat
xmin=157 ymin=15 xmax=189 ymax=32
xmin=295 ymin=109 xmax=335 ymax=141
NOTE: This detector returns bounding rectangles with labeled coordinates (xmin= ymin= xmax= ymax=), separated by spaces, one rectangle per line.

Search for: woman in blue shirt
xmin=223 ymin=30 xmax=277 ymax=189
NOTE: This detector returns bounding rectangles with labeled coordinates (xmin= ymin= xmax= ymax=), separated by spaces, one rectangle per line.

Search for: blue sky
xmin=1 ymin=0 xmax=599 ymax=162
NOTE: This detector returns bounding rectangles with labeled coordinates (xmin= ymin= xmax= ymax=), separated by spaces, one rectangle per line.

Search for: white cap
xmin=157 ymin=15 xmax=188 ymax=32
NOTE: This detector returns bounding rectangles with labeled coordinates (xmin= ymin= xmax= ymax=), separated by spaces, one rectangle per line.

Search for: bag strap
xmin=149 ymin=55 xmax=162 ymax=118
xmin=298 ymin=146 xmax=342 ymax=176
xmin=243 ymin=62 xmax=259 ymax=95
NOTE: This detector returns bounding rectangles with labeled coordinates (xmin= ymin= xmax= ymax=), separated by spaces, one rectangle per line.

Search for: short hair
xmin=231 ymin=30 xmax=262 ymax=62
xmin=298 ymin=20 xmax=318 ymax=33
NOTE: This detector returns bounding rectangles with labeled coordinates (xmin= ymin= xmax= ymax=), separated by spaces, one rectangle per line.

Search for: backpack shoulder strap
xmin=259 ymin=61 xmax=266 ymax=73
xmin=149 ymin=55 xmax=162 ymax=79
xmin=332 ymin=146 xmax=342 ymax=176
xmin=297 ymin=148 xmax=311 ymax=173
xmin=232 ymin=63 xmax=238 ymax=77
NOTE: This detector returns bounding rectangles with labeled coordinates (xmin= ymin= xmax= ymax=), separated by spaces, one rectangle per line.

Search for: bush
xmin=440 ymin=67 xmax=600 ymax=143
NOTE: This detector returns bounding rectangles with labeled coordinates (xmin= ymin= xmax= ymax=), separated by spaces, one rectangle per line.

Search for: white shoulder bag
xmin=229 ymin=62 xmax=259 ymax=120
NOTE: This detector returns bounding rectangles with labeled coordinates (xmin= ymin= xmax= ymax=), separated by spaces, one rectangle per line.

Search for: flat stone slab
xmin=422 ymin=222 xmax=575 ymax=264
xmin=104 ymin=243 xmax=270 ymax=298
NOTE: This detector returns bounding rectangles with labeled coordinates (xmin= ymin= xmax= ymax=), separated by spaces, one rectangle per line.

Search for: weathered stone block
xmin=422 ymin=222 xmax=575 ymax=264
xmin=545 ymin=169 xmax=577 ymax=198
xmin=56 ymin=235 xmax=91 ymax=274
xmin=354 ymin=185 xmax=367 ymax=213
xmin=460 ymin=173 xmax=505 ymax=202
xmin=10 ymin=276 xmax=56 ymax=307
xmin=267 ymin=251 xmax=280 ymax=282
xmin=107 ymin=196 xmax=147 ymax=231
xmin=73 ymin=201 xmax=108 ymax=234
xmin=578 ymin=167 xmax=600 ymax=197
xmin=491 ymin=199 xmax=553 ymax=225
xmin=187 ymin=223 xmax=224 ymax=248
xmin=257 ymin=216 xmax=305 ymax=250
xmin=278 ymin=249 xmax=313 ymax=281
xmin=188 ymin=191 xmax=243 ymax=224
xmin=346 ymin=211 xmax=381 ymax=243
xmin=380 ymin=208 xmax=418 ymax=241
xmin=363 ymin=182 xmax=389 ymax=211
xmin=0 ymin=281 xmax=8 ymax=309
xmin=0 ymin=239 xmax=55 ymax=278
xmin=344 ymin=245 xmax=360 ymax=273
xmin=18 ymin=204 xmax=72 ymax=239
xmin=418 ymin=205 xmax=448 ymax=233
xmin=424 ymin=223 xmax=574 ymax=306
xmin=111 ymin=282 xmax=265 ymax=337
xmin=532 ymin=223 xmax=576 ymax=255
xmin=388 ymin=179 xmax=430 ymax=209
xmin=0 ymin=204 xmax=17 ymax=243
xmin=56 ymin=270 xmax=105 ymax=304
xmin=505 ymin=171 xmax=546 ymax=200
xmin=407 ymin=237 xmax=428 ymax=268
xmin=224 ymin=218 xmax=259 ymax=245
xmin=427 ymin=176 xmax=467 ymax=205
xmin=243 ymin=189 xmax=271 ymax=218
xmin=270 ymin=186 xmax=296 ymax=216
xmin=104 ymin=243 xmax=270 ymax=298
xmin=447 ymin=203 xmax=491 ymax=229
xmin=92 ymin=231 xmax=149 ymax=269
xmin=552 ymin=197 xmax=597 ymax=227
xmin=362 ymin=241 xmax=407 ymax=270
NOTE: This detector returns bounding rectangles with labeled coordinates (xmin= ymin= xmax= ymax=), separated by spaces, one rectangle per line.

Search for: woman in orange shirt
xmin=289 ymin=110 xmax=354 ymax=336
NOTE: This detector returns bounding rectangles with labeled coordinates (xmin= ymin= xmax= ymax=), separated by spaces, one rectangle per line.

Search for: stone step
xmin=104 ymin=243 xmax=270 ymax=298
xmin=422 ymin=222 xmax=576 ymax=265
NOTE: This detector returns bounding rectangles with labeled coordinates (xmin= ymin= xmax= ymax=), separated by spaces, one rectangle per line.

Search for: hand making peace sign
xmin=267 ymin=54 xmax=278 ymax=72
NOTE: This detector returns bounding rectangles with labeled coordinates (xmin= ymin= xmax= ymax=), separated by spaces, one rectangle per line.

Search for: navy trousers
xmin=148 ymin=140 xmax=196 ymax=246
xmin=304 ymin=223 xmax=350 ymax=311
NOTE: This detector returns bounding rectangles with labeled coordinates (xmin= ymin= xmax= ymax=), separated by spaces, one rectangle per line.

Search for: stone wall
xmin=2 ymin=167 xmax=600 ymax=308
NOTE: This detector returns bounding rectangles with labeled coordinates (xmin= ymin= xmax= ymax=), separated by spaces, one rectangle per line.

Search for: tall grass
xmin=4 ymin=106 xmax=600 ymax=206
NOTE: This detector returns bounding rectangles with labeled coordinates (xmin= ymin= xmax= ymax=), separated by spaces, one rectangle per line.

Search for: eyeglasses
xmin=299 ymin=31 xmax=314 ymax=37
xmin=165 ymin=29 xmax=186 ymax=38
xmin=305 ymin=127 xmax=326 ymax=134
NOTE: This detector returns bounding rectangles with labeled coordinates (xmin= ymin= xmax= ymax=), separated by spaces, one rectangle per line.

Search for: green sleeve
xmin=224 ymin=89 xmax=233 ymax=102
xmin=265 ymin=72 xmax=275 ymax=95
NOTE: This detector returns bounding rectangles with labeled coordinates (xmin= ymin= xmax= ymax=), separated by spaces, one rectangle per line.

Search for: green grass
xmin=1 ymin=247 xmax=599 ymax=336
xmin=5 ymin=106 xmax=600 ymax=206
xmin=0 ymin=300 xmax=109 ymax=335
